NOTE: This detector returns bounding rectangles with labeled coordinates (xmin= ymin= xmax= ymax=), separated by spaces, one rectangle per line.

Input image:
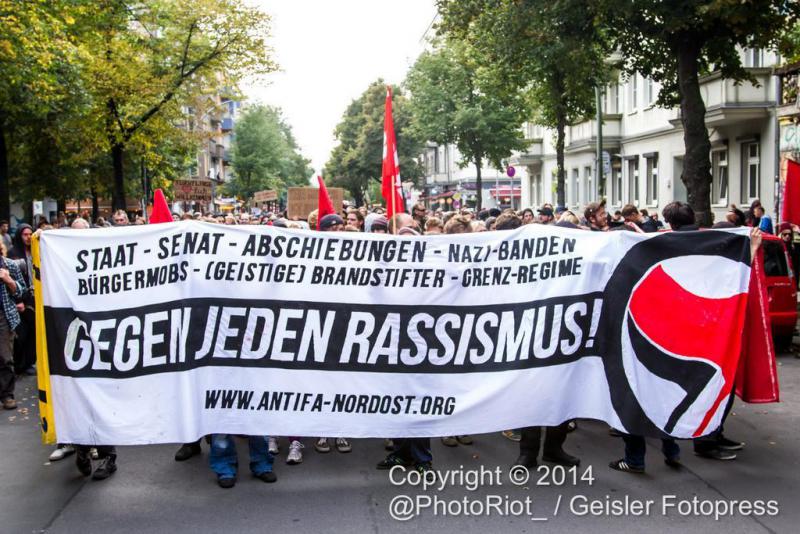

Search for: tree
xmin=596 ymin=0 xmax=800 ymax=225
xmin=436 ymin=0 xmax=610 ymax=208
xmin=83 ymin=0 xmax=276 ymax=211
xmin=225 ymin=104 xmax=312 ymax=200
xmin=0 ymin=0 xmax=84 ymax=220
xmin=405 ymin=38 xmax=531 ymax=211
xmin=324 ymin=80 xmax=423 ymax=207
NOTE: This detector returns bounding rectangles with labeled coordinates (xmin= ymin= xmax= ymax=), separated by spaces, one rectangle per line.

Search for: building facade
xmin=420 ymin=142 xmax=525 ymax=211
xmin=516 ymin=48 xmax=781 ymax=222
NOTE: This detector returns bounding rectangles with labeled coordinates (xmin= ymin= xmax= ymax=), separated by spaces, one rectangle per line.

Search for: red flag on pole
xmin=382 ymin=86 xmax=405 ymax=219
xmin=149 ymin=189 xmax=172 ymax=224
xmin=317 ymin=175 xmax=335 ymax=230
xmin=781 ymin=159 xmax=800 ymax=226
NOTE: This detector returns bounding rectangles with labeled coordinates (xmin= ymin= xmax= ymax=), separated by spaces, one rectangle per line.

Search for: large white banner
xmin=37 ymin=222 xmax=752 ymax=445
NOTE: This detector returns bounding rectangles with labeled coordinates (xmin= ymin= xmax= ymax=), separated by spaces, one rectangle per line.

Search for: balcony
xmin=566 ymin=114 xmax=622 ymax=152
xmin=510 ymin=139 xmax=544 ymax=166
xmin=775 ymin=61 xmax=800 ymax=121
xmin=683 ymin=68 xmax=775 ymax=127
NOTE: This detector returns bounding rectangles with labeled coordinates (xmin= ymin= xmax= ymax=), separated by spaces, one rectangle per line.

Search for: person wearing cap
xmin=537 ymin=207 xmax=554 ymax=225
xmin=584 ymin=201 xmax=608 ymax=231
xmin=370 ymin=216 xmax=388 ymax=234
xmin=318 ymin=214 xmax=345 ymax=232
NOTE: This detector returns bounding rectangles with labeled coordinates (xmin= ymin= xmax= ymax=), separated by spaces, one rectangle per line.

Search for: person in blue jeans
xmin=609 ymin=434 xmax=681 ymax=474
xmin=209 ymin=434 xmax=277 ymax=488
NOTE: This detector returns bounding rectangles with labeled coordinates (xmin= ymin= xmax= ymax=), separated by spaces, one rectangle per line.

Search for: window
xmin=612 ymin=166 xmax=622 ymax=206
xmin=629 ymin=75 xmax=639 ymax=111
xmin=742 ymin=142 xmax=760 ymax=201
xmin=583 ymin=166 xmax=593 ymax=204
xmin=644 ymin=78 xmax=655 ymax=106
xmin=571 ymin=168 xmax=580 ymax=206
xmin=627 ymin=158 xmax=639 ymax=204
xmin=744 ymin=48 xmax=763 ymax=68
xmin=605 ymin=84 xmax=620 ymax=114
xmin=645 ymin=155 xmax=658 ymax=205
xmin=711 ymin=150 xmax=728 ymax=204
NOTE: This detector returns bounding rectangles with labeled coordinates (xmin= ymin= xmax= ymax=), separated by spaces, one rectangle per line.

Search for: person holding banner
xmin=0 ymin=241 xmax=26 ymax=410
xmin=208 ymin=435 xmax=277 ymax=488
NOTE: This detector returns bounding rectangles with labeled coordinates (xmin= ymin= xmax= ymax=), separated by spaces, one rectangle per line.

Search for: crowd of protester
xmin=0 ymin=194 xmax=791 ymax=488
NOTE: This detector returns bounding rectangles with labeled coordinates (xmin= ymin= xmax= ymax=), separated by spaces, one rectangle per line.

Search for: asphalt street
xmin=2 ymin=353 xmax=799 ymax=534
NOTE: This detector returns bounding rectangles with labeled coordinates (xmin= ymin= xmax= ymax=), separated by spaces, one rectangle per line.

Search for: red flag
xmin=382 ymin=86 xmax=405 ymax=218
xmin=317 ymin=175 xmax=335 ymax=230
xmin=781 ymin=159 xmax=800 ymax=226
xmin=149 ymin=189 xmax=172 ymax=224
xmin=736 ymin=246 xmax=780 ymax=403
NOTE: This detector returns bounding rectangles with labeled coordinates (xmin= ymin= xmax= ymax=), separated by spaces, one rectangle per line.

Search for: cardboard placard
xmin=287 ymin=187 xmax=344 ymax=220
xmin=173 ymin=179 xmax=213 ymax=202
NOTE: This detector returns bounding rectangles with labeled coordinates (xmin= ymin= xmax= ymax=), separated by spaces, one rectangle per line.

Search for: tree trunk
xmin=90 ymin=185 xmax=99 ymax=222
xmin=675 ymin=36 xmax=712 ymax=226
xmin=474 ymin=155 xmax=483 ymax=211
xmin=0 ymin=118 xmax=9 ymax=222
xmin=111 ymin=142 xmax=126 ymax=212
xmin=353 ymin=189 xmax=364 ymax=208
xmin=555 ymin=115 xmax=567 ymax=208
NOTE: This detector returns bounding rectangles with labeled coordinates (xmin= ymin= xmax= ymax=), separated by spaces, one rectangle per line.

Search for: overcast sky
xmin=244 ymin=1 xmax=437 ymax=178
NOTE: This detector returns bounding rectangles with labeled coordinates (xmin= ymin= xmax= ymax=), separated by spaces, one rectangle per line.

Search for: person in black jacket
xmin=7 ymin=224 xmax=34 ymax=375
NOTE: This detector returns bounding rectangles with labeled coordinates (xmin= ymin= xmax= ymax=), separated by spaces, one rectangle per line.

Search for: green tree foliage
xmin=405 ymin=38 xmax=531 ymax=210
xmin=436 ymin=1 xmax=611 ymax=208
xmin=596 ymin=0 xmax=799 ymax=225
xmin=324 ymin=80 xmax=423 ymax=207
xmin=224 ymin=104 xmax=312 ymax=200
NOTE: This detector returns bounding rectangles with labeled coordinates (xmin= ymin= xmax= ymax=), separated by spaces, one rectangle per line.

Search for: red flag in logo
xmin=781 ymin=159 xmax=800 ymax=226
xmin=382 ymin=86 xmax=405 ymax=219
xmin=317 ymin=175 xmax=335 ymax=230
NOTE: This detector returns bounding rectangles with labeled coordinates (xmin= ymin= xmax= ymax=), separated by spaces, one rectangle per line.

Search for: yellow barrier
xmin=32 ymin=234 xmax=56 ymax=444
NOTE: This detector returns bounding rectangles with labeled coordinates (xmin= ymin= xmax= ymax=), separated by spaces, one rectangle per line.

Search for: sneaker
xmin=502 ymin=430 xmax=522 ymax=442
xmin=314 ymin=437 xmax=331 ymax=453
xmin=286 ymin=441 xmax=304 ymax=464
xmin=609 ymin=459 xmax=644 ymax=474
xmin=384 ymin=438 xmax=395 ymax=451
xmin=256 ymin=471 xmax=277 ymax=483
xmin=456 ymin=435 xmax=473 ymax=445
xmin=268 ymin=437 xmax=279 ymax=455
xmin=76 ymin=449 xmax=92 ymax=477
xmin=174 ymin=442 xmax=201 ymax=461
xmin=440 ymin=436 xmax=458 ymax=447
xmin=217 ymin=476 xmax=236 ymax=489
xmin=2 ymin=397 xmax=16 ymax=410
xmin=49 ymin=445 xmax=76 ymax=462
xmin=89 ymin=447 xmax=99 ymax=460
xmin=566 ymin=420 xmax=578 ymax=433
xmin=695 ymin=448 xmax=737 ymax=461
xmin=415 ymin=461 xmax=434 ymax=475
xmin=717 ymin=435 xmax=744 ymax=451
xmin=377 ymin=454 xmax=411 ymax=470
xmin=664 ymin=457 xmax=682 ymax=469
xmin=335 ymin=437 xmax=352 ymax=453
xmin=92 ymin=456 xmax=117 ymax=480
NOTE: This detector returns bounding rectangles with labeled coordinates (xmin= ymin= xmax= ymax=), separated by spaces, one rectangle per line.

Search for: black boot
xmin=175 ymin=440 xmax=202 ymax=461
xmin=541 ymin=422 xmax=580 ymax=466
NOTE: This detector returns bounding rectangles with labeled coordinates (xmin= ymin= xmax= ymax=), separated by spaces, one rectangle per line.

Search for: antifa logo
xmin=600 ymin=231 xmax=751 ymax=438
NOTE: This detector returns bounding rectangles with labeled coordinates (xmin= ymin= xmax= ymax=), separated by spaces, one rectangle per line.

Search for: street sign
xmin=287 ymin=186 xmax=344 ymax=220
xmin=506 ymin=166 xmax=516 ymax=177
xmin=602 ymin=151 xmax=611 ymax=176
xmin=173 ymin=178 xmax=213 ymax=202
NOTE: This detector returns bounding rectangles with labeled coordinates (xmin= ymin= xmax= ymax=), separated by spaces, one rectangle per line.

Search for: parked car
xmin=762 ymin=233 xmax=798 ymax=348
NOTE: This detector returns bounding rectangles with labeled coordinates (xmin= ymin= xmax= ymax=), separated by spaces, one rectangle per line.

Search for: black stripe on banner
xmin=45 ymin=293 xmax=605 ymax=379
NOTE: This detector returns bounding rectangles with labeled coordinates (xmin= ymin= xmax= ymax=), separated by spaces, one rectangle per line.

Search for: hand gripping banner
xmin=36 ymin=223 xmax=753 ymax=445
